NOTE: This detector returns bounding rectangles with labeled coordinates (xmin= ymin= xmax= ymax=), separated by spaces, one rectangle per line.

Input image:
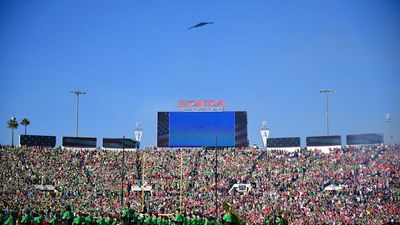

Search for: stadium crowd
xmin=0 ymin=144 xmax=399 ymax=224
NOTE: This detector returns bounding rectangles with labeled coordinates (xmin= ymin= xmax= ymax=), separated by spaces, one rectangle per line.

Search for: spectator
xmin=62 ymin=206 xmax=74 ymax=225
xmin=0 ymin=145 xmax=399 ymax=224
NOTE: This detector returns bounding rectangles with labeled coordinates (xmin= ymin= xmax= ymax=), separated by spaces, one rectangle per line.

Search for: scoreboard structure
xmin=346 ymin=133 xmax=383 ymax=145
xmin=306 ymin=135 xmax=342 ymax=146
xmin=157 ymin=111 xmax=248 ymax=147
xmin=20 ymin=135 xmax=56 ymax=148
xmin=267 ymin=137 xmax=301 ymax=148
xmin=62 ymin=137 xmax=97 ymax=148
xmin=103 ymin=138 xmax=139 ymax=149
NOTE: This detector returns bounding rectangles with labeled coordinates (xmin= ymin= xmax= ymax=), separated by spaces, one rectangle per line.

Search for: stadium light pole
xmin=121 ymin=136 xmax=126 ymax=209
xmin=179 ymin=150 xmax=183 ymax=211
xmin=141 ymin=152 xmax=145 ymax=212
xmin=214 ymin=136 xmax=218 ymax=221
xmin=319 ymin=89 xmax=335 ymax=136
xmin=70 ymin=90 xmax=86 ymax=137
xmin=385 ymin=113 xmax=394 ymax=144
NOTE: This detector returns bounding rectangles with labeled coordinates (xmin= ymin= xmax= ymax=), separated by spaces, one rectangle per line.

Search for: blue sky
xmin=1 ymin=0 xmax=399 ymax=147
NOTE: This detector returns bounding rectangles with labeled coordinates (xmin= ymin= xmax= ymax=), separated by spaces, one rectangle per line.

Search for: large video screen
xmin=20 ymin=135 xmax=56 ymax=147
xmin=306 ymin=135 xmax=341 ymax=146
xmin=157 ymin=112 xmax=248 ymax=147
xmin=346 ymin=133 xmax=383 ymax=145
xmin=267 ymin=137 xmax=301 ymax=148
xmin=103 ymin=138 xmax=138 ymax=149
xmin=62 ymin=137 xmax=97 ymax=148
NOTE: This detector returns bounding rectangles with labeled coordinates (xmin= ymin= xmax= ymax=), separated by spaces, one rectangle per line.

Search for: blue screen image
xmin=169 ymin=112 xmax=235 ymax=147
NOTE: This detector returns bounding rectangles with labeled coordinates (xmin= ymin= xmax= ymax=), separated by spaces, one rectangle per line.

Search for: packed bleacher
xmin=0 ymin=145 xmax=399 ymax=224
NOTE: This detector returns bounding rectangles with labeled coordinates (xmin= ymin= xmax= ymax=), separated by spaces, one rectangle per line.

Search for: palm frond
xmin=7 ymin=118 xmax=19 ymax=129
xmin=21 ymin=118 xmax=30 ymax=126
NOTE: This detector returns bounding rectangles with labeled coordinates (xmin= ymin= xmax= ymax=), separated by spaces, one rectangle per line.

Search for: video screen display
xmin=62 ymin=137 xmax=97 ymax=148
xmin=103 ymin=138 xmax=138 ymax=149
xmin=267 ymin=137 xmax=301 ymax=148
xmin=346 ymin=133 xmax=383 ymax=145
xmin=20 ymin=135 xmax=56 ymax=147
xmin=306 ymin=135 xmax=341 ymax=146
xmin=157 ymin=111 xmax=248 ymax=147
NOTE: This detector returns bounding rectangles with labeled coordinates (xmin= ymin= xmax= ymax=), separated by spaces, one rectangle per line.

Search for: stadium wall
xmin=306 ymin=135 xmax=342 ymax=153
xmin=306 ymin=146 xmax=342 ymax=154
xmin=266 ymin=147 xmax=301 ymax=152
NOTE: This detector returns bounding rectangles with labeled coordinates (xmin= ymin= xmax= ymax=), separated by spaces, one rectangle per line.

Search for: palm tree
xmin=20 ymin=118 xmax=30 ymax=135
xmin=7 ymin=117 xmax=19 ymax=147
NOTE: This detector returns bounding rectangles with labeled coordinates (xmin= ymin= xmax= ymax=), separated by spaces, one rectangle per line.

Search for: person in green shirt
xmin=111 ymin=216 xmax=118 ymax=225
xmin=208 ymin=217 xmax=218 ymax=225
xmin=34 ymin=211 xmax=45 ymax=225
xmin=222 ymin=212 xmax=234 ymax=225
xmin=163 ymin=216 xmax=171 ymax=225
xmin=96 ymin=214 xmax=104 ymax=225
xmin=104 ymin=215 xmax=112 ymax=225
xmin=203 ymin=217 xmax=211 ymax=225
xmin=189 ymin=214 xmax=197 ymax=225
xmin=155 ymin=216 xmax=163 ymax=225
xmin=196 ymin=215 xmax=204 ymax=225
xmin=62 ymin=205 xmax=74 ymax=225
xmin=130 ymin=212 xmax=138 ymax=225
xmin=84 ymin=214 xmax=94 ymax=225
xmin=173 ymin=211 xmax=183 ymax=225
xmin=149 ymin=214 xmax=157 ymax=225
xmin=275 ymin=215 xmax=288 ymax=225
xmin=143 ymin=214 xmax=152 ymax=225
xmin=72 ymin=213 xmax=83 ymax=225
xmin=21 ymin=210 xmax=31 ymax=225
xmin=150 ymin=214 xmax=157 ymax=225
xmin=4 ymin=212 xmax=15 ymax=225
xmin=121 ymin=203 xmax=133 ymax=225
xmin=137 ymin=214 xmax=145 ymax=225
xmin=263 ymin=214 xmax=272 ymax=225
xmin=50 ymin=212 xmax=59 ymax=225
